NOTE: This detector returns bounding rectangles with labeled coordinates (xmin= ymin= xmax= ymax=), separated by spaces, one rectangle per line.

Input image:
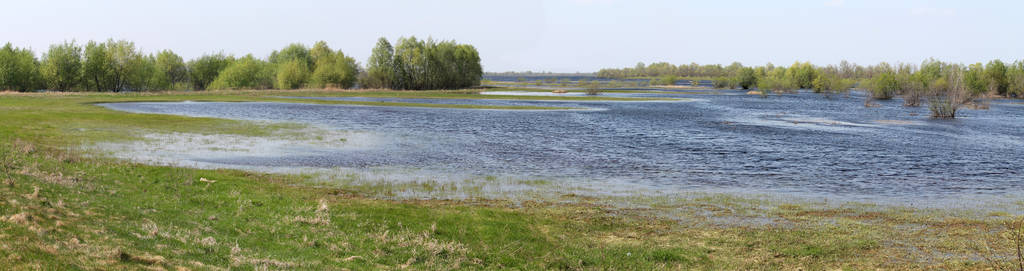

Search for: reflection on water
xmin=98 ymin=91 xmax=1024 ymax=205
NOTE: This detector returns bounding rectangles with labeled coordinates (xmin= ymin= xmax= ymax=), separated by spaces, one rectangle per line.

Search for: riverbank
xmin=1 ymin=89 xmax=1020 ymax=269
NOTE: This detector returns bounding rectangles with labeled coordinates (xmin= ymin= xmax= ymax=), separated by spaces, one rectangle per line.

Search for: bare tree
xmin=928 ymin=66 xmax=974 ymax=118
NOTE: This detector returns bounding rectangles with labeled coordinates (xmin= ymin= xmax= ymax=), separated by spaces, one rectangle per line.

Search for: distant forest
xmin=0 ymin=37 xmax=482 ymax=92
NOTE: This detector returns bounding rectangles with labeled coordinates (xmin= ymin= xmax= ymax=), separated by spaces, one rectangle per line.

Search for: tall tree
xmin=0 ymin=43 xmax=43 ymax=91
xmin=270 ymin=43 xmax=312 ymax=70
xmin=310 ymin=49 xmax=358 ymax=89
xmin=154 ymin=50 xmax=187 ymax=89
xmin=985 ymin=60 xmax=1008 ymax=95
xmin=40 ymin=41 xmax=82 ymax=91
xmin=187 ymin=53 xmax=233 ymax=90
xmin=82 ymin=41 xmax=114 ymax=91
xmin=365 ymin=37 xmax=394 ymax=89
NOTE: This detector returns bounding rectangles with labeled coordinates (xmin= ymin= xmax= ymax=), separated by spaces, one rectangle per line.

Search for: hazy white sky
xmin=2 ymin=0 xmax=1020 ymax=72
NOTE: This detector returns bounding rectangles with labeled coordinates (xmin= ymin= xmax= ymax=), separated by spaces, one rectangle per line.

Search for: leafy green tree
xmin=1008 ymin=61 xmax=1024 ymax=97
xmin=963 ymin=63 xmax=987 ymax=95
xmin=786 ymin=62 xmax=817 ymax=89
xmin=187 ymin=53 xmax=233 ymax=90
xmin=387 ymin=37 xmax=481 ymax=90
xmin=737 ymin=67 xmax=757 ymax=89
xmin=0 ymin=43 xmax=44 ymax=91
xmin=365 ymin=37 xmax=394 ymax=89
xmin=93 ymin=39 xmax=153 ymax=91
xmin=82 ymin=41 xmax=115 ymax=91
xmin=310 ymin=49 xmax=358 ymax=89
xmin=309 ymin=41 xmax=332 ymax=65
xmin=984 ymin=60 xmax=1008 ymax=95
xmin=153 ymin=50 xmax=188 ymax=90
xmin=40 ymin=41 xmax=83 ymax=91
xmin=270 ymin=43 xmax=312 ymax=70
xmin=208 ymin=55 xmax=274 ymax=90
xmin=868 ymin=72 xmax=898 ymax=99
xmin=276 ymin=59 xmax=310 ymax=89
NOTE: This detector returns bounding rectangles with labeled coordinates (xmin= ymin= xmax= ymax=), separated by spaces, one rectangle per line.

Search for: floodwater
xmin=98 ymin=90 xmax=1024 ymax=206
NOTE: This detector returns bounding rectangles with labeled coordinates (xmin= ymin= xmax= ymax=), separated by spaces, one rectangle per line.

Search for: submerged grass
xmin=0 ymin=90 xmax=1021 ymax=269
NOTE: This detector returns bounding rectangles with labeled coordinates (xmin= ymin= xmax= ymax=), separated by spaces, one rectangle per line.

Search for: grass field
xmin=1 ymin=89 xmax=1021 ymax=270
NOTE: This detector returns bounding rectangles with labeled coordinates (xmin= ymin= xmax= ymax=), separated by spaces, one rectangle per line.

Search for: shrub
xmin=898 ymin=75 xmax=925 ymax=107
xmin=712 ymin=76 xmax=731 ymax=89
xmin=868 ymin=72 xmax=898 ymax=99
xmin=582 ymin=81 xmax=601 ymax=95
xmin=208 ymin=56 xmax=274 ymax=90
xmin=927 ymin=67 xmax=974 ymax=118
xmin=310 ymin=52 xmax=358 ymax=89
xmin=276 ymin=59 xmax=310 ymax=89
xmin=737 ymin=67 xmax=757 ymax=89
xmin=654 ymin=75 xmax=677 ymax=86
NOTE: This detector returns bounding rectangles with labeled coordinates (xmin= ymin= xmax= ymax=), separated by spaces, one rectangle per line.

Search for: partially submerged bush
xmin=712 ymin=76 xmax=734 ymax=89
xmin=582 ymin=81 xmax=601 ymax=95
xmin=737 ymin=67 xmax=757 ymax=89
xmin=927 ymin=67 xmax=974 ymax=118
xmin=654 ymin=75 xmax=677 ymax=86
xmin=867 ymin=72 xmax=898 ymax=99
xmin=898 ymin=75 xmax=926 ymax=107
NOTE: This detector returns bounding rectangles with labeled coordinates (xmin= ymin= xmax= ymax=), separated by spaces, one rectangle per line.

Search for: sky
xmin=2 ymin=0 xmax=1021 ymax=72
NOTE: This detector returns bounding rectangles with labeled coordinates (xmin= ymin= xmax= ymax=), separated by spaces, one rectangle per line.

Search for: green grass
xmin=0 ymin=90 xmax=1021 ymax=270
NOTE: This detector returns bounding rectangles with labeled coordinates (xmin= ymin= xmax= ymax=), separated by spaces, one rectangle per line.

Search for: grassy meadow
xmin=0 ymin=89 xmax=1022 ymax=270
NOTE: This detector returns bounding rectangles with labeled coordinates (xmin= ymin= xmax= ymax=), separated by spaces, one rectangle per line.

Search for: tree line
xmin=598 ymin=59 xmax=1024 ymax=99
xmin=599 ymin=59 xmax=1024 ymax=118
xmin=363 ymin=37 xmax=482 ymax=90
xmin=0 ymin=37 xmax=482 ymax=92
